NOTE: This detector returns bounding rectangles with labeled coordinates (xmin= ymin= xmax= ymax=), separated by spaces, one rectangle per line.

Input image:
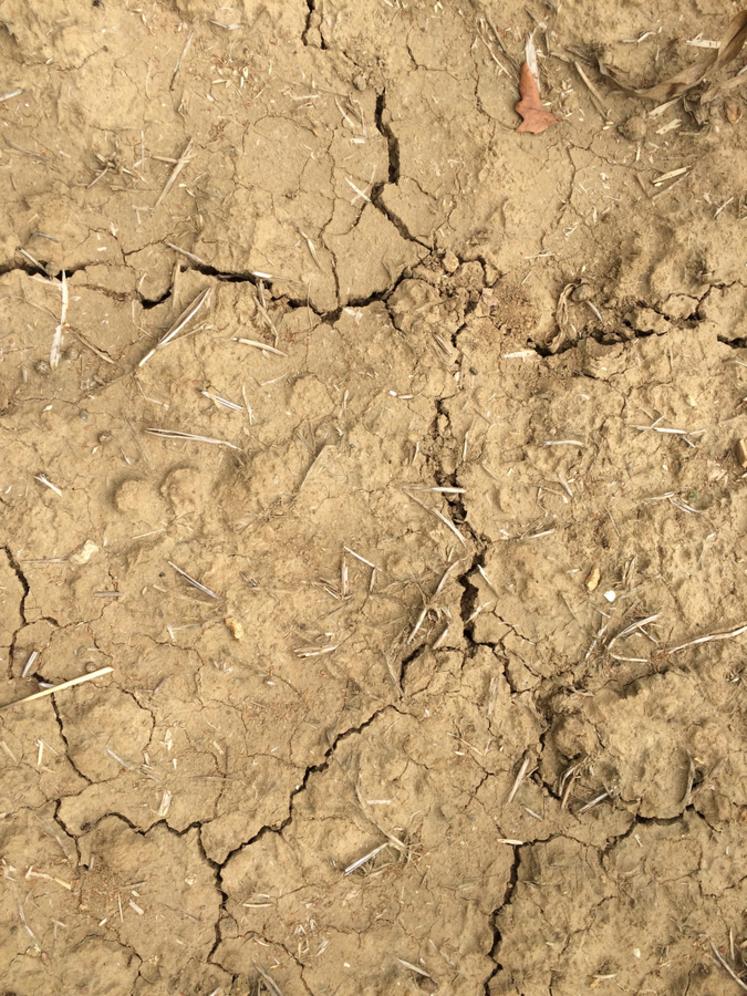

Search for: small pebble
xmin=224 ymin=616 xmax=244 ymax=641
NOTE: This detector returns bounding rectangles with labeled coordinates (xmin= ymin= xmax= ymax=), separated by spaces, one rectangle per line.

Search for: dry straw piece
xmin=0 ymin=667 xmax=113 ymax=712
xmin=139 ymin=286 xmax=212 ymax=366
xmin=597 ymin=10 xmax=747 ymax=102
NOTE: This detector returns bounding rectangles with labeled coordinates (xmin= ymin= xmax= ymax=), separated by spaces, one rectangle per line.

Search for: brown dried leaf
xmin=597 ymin=9 xmax=747 ymax=102
xmin=515 ymin=61 xmax=559 ymax=135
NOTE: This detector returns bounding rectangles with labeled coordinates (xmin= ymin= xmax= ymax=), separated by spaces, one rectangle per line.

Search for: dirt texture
xmin=1 ymin=1 xmax=747 ymax=994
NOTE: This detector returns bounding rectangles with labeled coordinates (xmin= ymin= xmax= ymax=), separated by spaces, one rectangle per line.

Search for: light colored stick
xmin=669 ymin=622 xmax=747 ymax=654
xmin=397 ymin=959 xmax=434 ymax=981
xmin=234 ymin=337 xmax=286 ymax=356
xmin=154 ymin=139 xmax=193 ymax=208
xmin=0 ymin=667 xmax=113 ymax=712
xmin=405 ymin=490 xmax=467 ymax=547
xmin=607 ymin=613 xmax=660 ymax=649
xmin=344 ymin=843 xmax=390 ymax=875
xmin=507 ymin=752 xmax=532 ymax=804
xmin=577 ymin=790 xmax=610 ymax=815
xmin=145 ymin=428 xmax=239 ymax=450
xmin=165 ymin=241 xmax=208 ymax=265
xmin=709 ymin=941 xmax=747 ymax=992
xmin=168 ymin=560 xmax=219 ymax=599
xmin=343 ymin=546 xmax=377 ymax=570
xmin=139 ymin=287 xmax=212 ymax=366
xmin=50 ymin=271 xmax=68 ymax=369
xmin=254 ymin=965 xmax=282 ymax=996
xmin=170 ymin=32 xmax=193 ymax=90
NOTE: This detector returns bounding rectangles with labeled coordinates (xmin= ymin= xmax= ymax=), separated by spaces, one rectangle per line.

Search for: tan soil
xmin=1 ymin=1 xmax=746 ymax=994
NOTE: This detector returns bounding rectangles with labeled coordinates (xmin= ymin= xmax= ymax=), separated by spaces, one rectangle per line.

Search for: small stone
xmin=735 ymin=438 xmax=747 ymax=469
xmin=603 ymin=589 xmax=617 ymax=603
xmin=98 ymin=431 xmax=112 ymax=444
xmin=442 ymin=250 xmax=459 ymax=273
xmin=224 ymin=616 xmax=244 ymax=641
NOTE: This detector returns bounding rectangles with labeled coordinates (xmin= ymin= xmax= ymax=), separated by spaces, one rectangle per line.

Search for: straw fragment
xmin=0 ymin=667 xmax=113 ymax=712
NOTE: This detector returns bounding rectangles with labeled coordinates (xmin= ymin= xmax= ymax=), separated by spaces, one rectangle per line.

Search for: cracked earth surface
xmin=1 ymin=1 xmax=747 ymax=994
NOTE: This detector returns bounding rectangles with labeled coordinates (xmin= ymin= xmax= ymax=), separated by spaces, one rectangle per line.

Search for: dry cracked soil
xmin=1 ymin=1 xmax=747 ymax=994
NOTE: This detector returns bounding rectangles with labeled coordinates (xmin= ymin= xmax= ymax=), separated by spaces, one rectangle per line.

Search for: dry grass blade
xmin=397 ymin=959 xmax=435 ymax=981
xmin=507 ymin=752 xmax=532 ymax=804
xmin=21 ymin=651 xmax=39 ymax=678
xmin=50 ymin=270 xmax=68 ymax=369
xmin=154 ymin=138 xmax=194 ymax=207
xmin=0 ymin=667 xmax=113 ymax=712
xmin=35 ymin=473 xmax=62 ymax=496
xmin=572 ymin=60 xmax=609 ymax=117
xmin=165 ymin=241 xmax=208 ymax=265
xmin=597 ymin=10 xmax=747 ymax=101
xmin=139 ymin=286 xmax=212 ymax=366
xmin=431 ymin=506 xmax=467 ymax=547
xmin=343 ymin=546 xmax=377 ymax=570
xmin=294 ymin=644 xmax=338 ymax=658
xmin=407 ymin=605 xmax=429 ymax=644
xmin=652 ymin=167 xmax=691 ymax=186
xmin=344 ymin=843 xmax=390 ymax=875
xmin=607 ymin=613 xmax=660 ymax=649
xmin=168 ymin=561 xmax=220 ymax=600
xmin=235 ymin=337 xmax=287 ymax=356
xmin=200 ymin=389 xmax=243 ymax=412
xmin=254 ymin=965 xmax=283 ymax=996
xmin=669 ymin=622 xmax=747 ymax=654
xmin=145 ymin=427 xmax=240 ymax=450
xmin=709 ymin=940 xmax=747 ymax=992
xmin=74 ymin=330 xmax=115 ymax=364
xmin=405 ymin=490 xmax=467 ymax=547
xmin=577 ymin=790 xmax=610 ymax=815
xmin=170 ymin=31 xmax=193 ymax=90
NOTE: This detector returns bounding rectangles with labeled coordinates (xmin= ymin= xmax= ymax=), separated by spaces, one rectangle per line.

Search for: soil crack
xmin=372 ymin=91 xmax=431 ymax=249
xmin=3 ymin=546 xmax=30 ymax=678
xmin=206 ymin=702 xmax=401 ymax=965
xmin=483 ymin=842 xmax=522 ymax=992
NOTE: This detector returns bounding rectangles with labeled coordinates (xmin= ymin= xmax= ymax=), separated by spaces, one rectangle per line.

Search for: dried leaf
xmin=597 ymin=10 xmax=747 ymax=102
xmin=515 ymin=61 xmax=559 ymax=134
